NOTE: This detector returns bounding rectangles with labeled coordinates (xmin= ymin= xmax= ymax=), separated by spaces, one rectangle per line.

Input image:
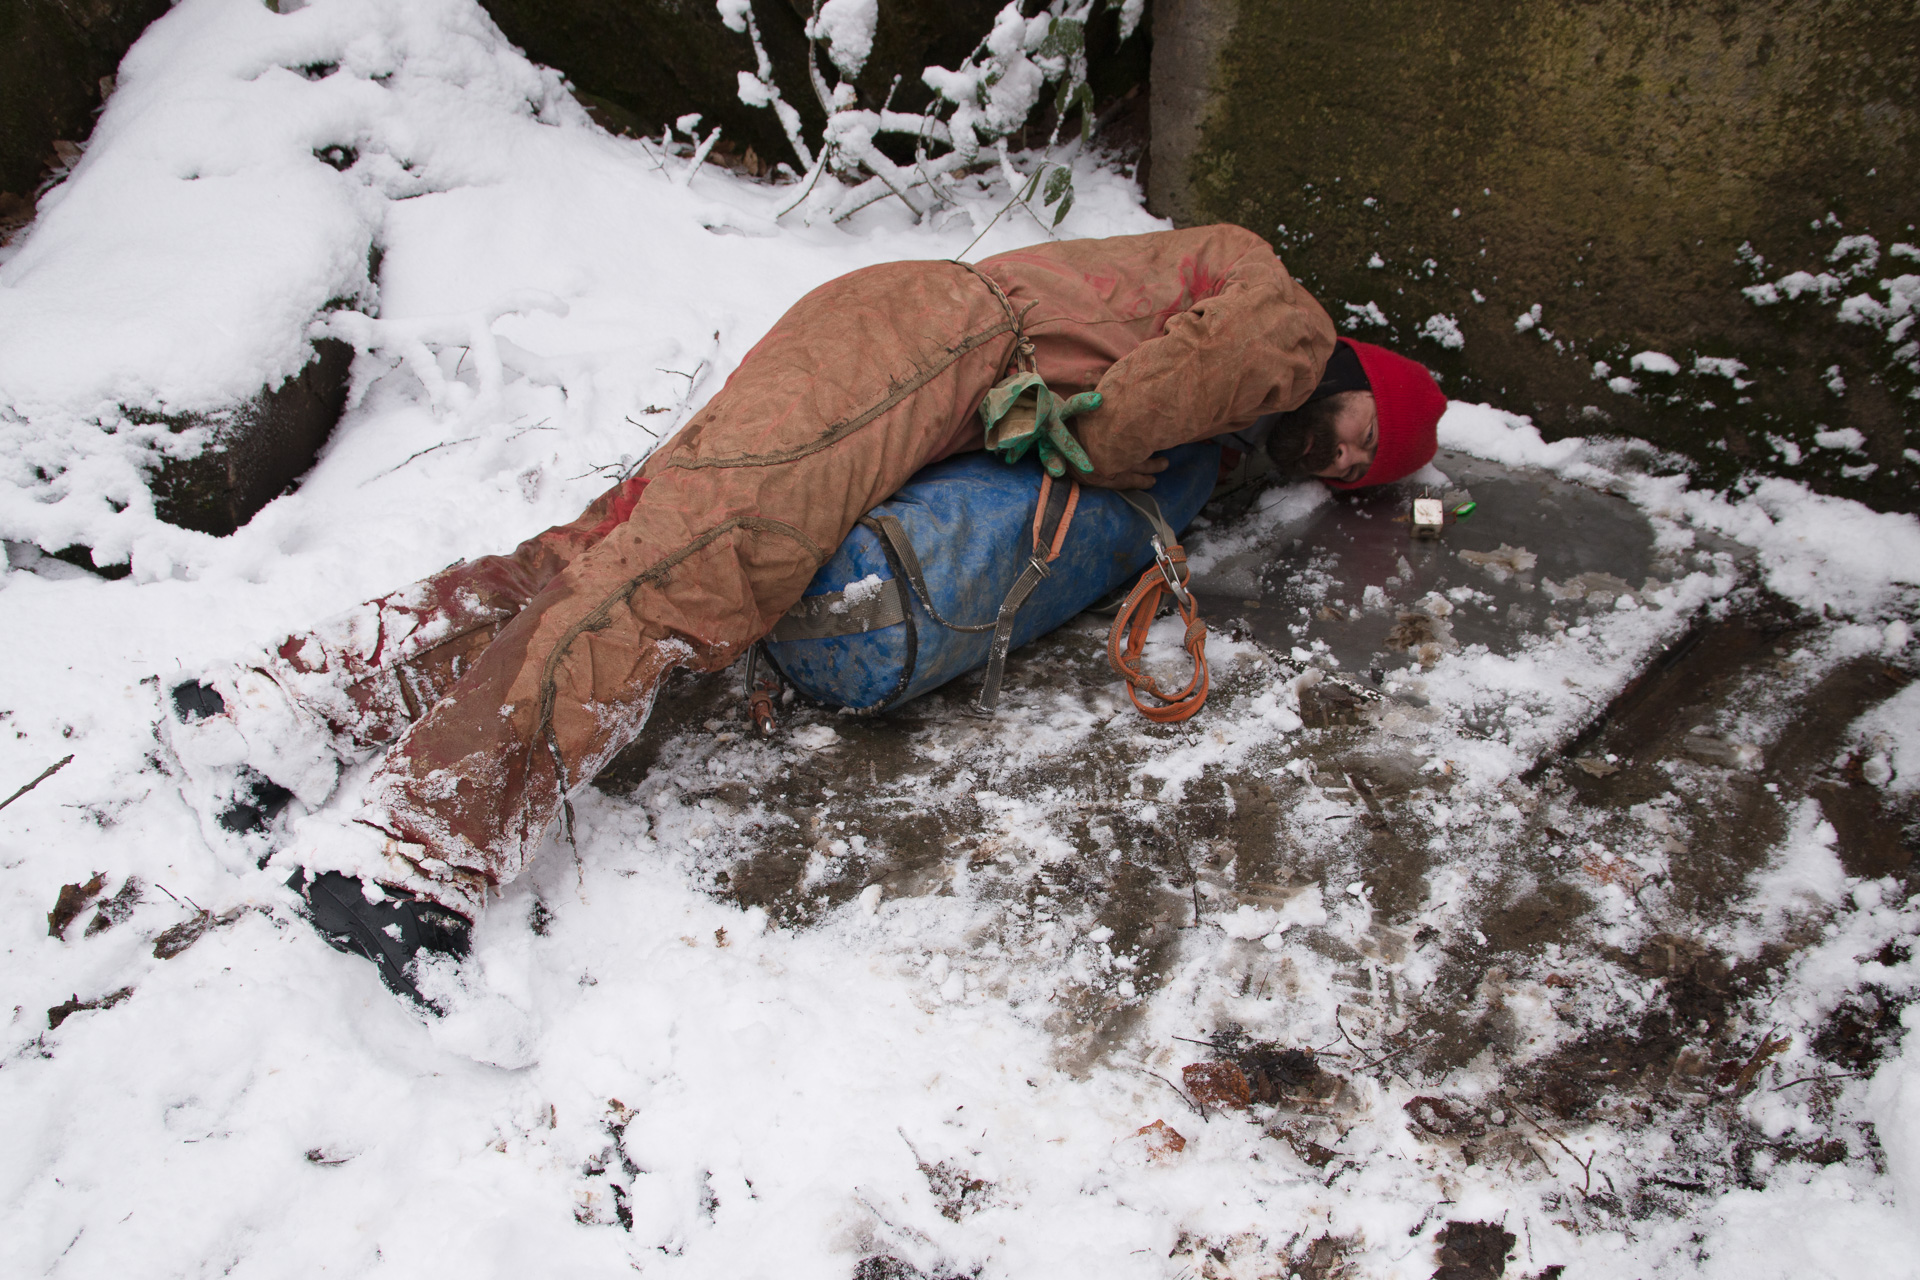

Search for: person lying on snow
xmin=166 ymin=223 xmax=1444 ymax=1002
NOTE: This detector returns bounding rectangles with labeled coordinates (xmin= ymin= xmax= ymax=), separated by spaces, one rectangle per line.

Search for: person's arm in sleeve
xmin=1075 ymin=226 xmax=1336 ymax=485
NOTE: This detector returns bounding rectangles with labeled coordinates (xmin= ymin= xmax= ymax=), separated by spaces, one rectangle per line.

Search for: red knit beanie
xmin=1324 ymin=339 xmax=1445 ymax=490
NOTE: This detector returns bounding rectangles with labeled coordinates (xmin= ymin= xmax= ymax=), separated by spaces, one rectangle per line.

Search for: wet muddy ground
xmin=593 ymin=452 xmax=1917 ymax=1257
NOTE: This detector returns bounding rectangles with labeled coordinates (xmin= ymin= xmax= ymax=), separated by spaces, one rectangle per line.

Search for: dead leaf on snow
xmin=47 ymin=872 xmax=106 ymax=939
xmin=152 ymin=907 xmax=249 ymax=960
xmin=1723 ymin=1034 xmax=1793 ymax=1098
xmin=85 ymin=877 xmax=143 ymax=936
xmin=918 ymin=1156 xmax=993 ymax=1221
xmin=47 ymin=986 xmax=133 ymax=1030
xmin=1133 ymin=1118 xmax=1185 ymax=1163
xmin=1183 ymin=1060 xmax=1252 ymax=1109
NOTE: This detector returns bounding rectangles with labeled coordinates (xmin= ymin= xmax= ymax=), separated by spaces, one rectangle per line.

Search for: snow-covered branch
xmin=719 ymin=0 xmax=1124 ymax=225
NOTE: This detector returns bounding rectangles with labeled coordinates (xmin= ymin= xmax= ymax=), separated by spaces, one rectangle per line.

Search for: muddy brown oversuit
xmin=280 ymin=225 xmax=1335 ymax=913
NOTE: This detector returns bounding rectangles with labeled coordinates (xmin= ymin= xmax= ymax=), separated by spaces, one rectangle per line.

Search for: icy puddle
xmin=1195 ymin=447 xmax=1713 ymax=677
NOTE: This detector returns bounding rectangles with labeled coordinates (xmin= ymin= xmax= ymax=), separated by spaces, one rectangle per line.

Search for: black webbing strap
xmin=862 ymin=513 xmax=998 ymax=634
xmin=766 ymin=475 xmax=1081 ymax=715
xmin=974 ymin=475 xmax=1077 ymax=714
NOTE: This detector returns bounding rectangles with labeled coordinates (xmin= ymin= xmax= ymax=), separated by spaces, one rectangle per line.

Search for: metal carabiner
xmin=1151 ymin=536 xmax=1191 ymax=609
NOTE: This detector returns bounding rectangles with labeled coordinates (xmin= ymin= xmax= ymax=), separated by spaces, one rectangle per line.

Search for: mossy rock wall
xmin=0 ymin=0 xmax=171 ymax=214
xmin=145 ymin=337 xmax=355 ymax=539
xmin=1150 ymin=0 xmax=1920 ymax=512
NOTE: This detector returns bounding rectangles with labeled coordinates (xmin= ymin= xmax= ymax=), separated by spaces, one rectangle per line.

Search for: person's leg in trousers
xmin=268 ymin=475 xmax=651 ymax=751
xmin=345 ymin=259 xmax=1016 ymax=915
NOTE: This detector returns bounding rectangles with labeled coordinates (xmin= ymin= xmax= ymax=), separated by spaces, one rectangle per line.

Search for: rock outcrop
xmin=0 ymin=0 xmax=172 ymax=238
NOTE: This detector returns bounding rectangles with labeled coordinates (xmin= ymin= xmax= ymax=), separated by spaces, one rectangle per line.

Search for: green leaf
xmin=1051 ymin=190 xmax=1074 ymax=227
xmin=1042 ymin=166 xmax=1072 ymax=207
xmin=1020 ymin=165 xmax=1047 ymax=201
xmin=1036 ymin=18 xmax=1085 ymax=61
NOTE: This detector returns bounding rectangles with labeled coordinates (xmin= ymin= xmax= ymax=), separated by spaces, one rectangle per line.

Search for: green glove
xmin=1036 ymin=389 xmax=1101 ymax=478
xmin=979 ymin=372 xmax=1047 ymax=464
xmin=979 ymin=373 xmax=1102 ymax=478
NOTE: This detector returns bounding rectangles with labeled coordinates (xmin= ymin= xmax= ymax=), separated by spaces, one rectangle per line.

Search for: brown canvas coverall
xmin=280 ymin=224 xmax=1335 ymax=914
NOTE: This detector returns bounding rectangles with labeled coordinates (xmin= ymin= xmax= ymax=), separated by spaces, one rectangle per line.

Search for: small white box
xmin=1411 ymin=497 xmax=1445 ymax=536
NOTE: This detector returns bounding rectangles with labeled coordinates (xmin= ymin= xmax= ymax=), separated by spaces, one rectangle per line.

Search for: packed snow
xmin=1 ymin=2 xmax=1916 ymax=1278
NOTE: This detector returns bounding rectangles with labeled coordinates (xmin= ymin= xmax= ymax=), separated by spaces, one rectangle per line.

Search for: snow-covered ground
xmin=2 ymin=2 xmax=1917 ymax=1277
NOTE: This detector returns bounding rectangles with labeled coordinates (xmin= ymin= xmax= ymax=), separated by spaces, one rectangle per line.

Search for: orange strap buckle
xmin=1106 ymin=536 xmax=1210 ymax=724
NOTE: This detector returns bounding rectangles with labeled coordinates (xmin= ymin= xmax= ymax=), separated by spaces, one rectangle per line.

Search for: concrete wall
xmin=1151 ymin=0 xmax=1920 ymax=512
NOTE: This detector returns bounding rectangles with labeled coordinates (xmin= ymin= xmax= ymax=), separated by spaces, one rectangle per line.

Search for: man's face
xmin=1314 ymin=391 xmax=1379 ymax=483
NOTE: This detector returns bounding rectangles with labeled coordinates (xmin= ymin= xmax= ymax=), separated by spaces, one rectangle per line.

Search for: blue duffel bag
xmin=762 ymin=441 xmax=1222 ymax=714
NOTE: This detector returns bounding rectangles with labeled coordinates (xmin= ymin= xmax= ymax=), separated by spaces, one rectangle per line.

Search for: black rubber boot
xmin=169 ymin=681 xmax=296 ymax=837
xmin=172 ymin=680 xmax=226 ymax=721
xmin=291 ymin=869 xmax=472 ymax=1007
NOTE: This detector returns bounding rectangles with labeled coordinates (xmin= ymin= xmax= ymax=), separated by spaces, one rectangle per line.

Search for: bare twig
xmin=1514 ymin=1104 xmax=1597 ymax=1197
xmin=366 ymin=436 xmax=478 ymax=481
xmin=566 ymin=460 xmax=633 ymax=483
xmin=0 ymin=754 xmax=73 ymax=812
xmin=1772 ymin=1070 xmax=1869 ymax=1092
xmin=1362 ymin=1035 xmax=1430 ymax=1073
xmin=956 ymin=170 xmax=1038 ymax=260
xmin=773 ymin=146 xmax=831 ymax=219
xmin=1334 ymin=1010 xmax=1429 ymax=1072
xmin=505 ymin=418 xmax=554 ymax=442
xmin=1335 ymin=1010 xmax=1366 ymax=1058
xmin=1138 ymin=1067 xmax=1208 ymax=1120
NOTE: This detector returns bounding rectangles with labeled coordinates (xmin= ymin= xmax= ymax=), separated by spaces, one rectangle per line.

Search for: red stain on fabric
xmin=1151 ymin=255 xmax=1230 ymax=333
xmin=585 ymin=476 xmax=650 ymax=541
